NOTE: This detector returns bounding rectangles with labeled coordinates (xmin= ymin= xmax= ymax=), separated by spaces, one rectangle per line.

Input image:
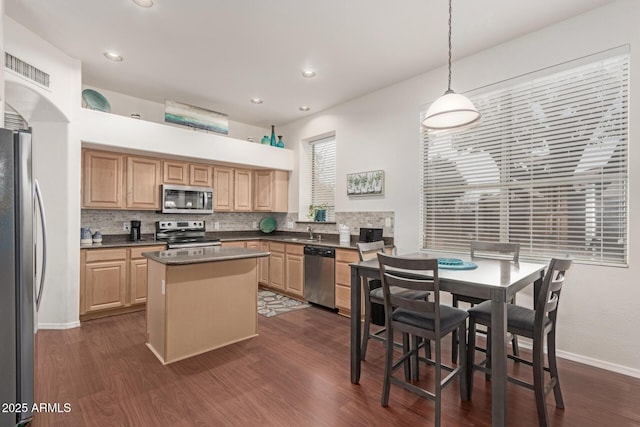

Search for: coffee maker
xmin=130 ymin=220 xmax=141 ymax=241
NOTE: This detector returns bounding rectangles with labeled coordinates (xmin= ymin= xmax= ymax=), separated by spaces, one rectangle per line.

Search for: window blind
xmin=311 ymin=136 xmax=336 ymax=221
xmin=420 ymin=52 xmax=629 ymax=266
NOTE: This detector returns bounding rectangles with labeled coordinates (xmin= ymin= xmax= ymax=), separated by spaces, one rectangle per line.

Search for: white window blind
xmin=310 ymin=136 xmax=336 ymax=221
xmin=420 ymin=51 xmax=629 ymax=266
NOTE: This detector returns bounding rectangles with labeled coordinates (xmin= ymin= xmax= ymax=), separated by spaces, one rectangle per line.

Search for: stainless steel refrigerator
xmin=0 ymin=128 xmax=47 ymax=427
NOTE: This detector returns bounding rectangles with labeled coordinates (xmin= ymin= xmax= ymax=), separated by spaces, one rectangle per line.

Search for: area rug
xmin=258 ymin=289 xmax=311 ymax=317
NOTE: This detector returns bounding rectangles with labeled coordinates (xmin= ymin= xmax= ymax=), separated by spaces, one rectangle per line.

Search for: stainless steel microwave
xmin=161 ymin=184 xmax=213 ymax=214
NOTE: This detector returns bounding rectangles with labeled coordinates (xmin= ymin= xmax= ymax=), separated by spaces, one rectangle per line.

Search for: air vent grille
xmin=4 ymin=105 xmax=29 ymax=131
xmin=5 ymin=52 xmax=50 ymax=87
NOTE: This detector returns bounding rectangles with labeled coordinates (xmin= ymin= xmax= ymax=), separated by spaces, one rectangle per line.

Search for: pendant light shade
xmin=422 ymin=0 xmax=480 ymax=131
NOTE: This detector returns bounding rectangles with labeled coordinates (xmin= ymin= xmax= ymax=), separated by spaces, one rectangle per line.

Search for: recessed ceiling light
xmin=302 ymin=70 xmax=316 ymax=78
xmin=299 ymin=106 xmax=311 ymax=112
xmin=250 ymin=98 xmax=263 ymax=104
xmin=132 ymin=0 xmax=153 ymax=7
xmin=104 ymin=52 xmax=123 ymax=62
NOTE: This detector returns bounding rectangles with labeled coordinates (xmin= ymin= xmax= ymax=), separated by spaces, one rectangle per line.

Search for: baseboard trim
xmin=38 ymin=321 xmax=81 ymax=330
xmin=515 ymin=340 xmax=640 ymax=379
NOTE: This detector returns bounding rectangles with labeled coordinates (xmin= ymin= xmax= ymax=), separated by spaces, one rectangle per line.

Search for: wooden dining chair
xmin=451 ymin=240 xmax=521 ymax=363
xmin=377 ymin=253 xmax=468 ymax=427
xmin=466 ymin=257 xmax=573 ymax=427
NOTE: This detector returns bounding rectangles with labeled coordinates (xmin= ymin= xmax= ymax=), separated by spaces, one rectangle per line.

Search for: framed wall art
xmin=347 ymin=170 xmax=384 ymax=196
xmin=164 ymin=100 xmax=229 ymax=134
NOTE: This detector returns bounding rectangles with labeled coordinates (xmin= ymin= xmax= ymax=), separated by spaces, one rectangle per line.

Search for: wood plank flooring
xmin=33 ymin=306 xmax=640 ymax=426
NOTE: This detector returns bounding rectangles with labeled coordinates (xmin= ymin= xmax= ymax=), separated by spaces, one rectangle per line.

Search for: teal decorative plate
xmin=82 ymin=89 xmax=111 ymax=113
xmin=259 ymin=217 xmax=277 ymax=233
xmin=438 ymin=258 xmax=478 ymax=270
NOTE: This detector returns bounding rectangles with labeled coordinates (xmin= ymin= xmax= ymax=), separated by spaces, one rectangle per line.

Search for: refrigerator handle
xmin=34 ymin=179 xmax=47 ymax=311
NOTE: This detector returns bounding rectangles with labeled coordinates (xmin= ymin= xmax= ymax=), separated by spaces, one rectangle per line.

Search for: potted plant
xmin=307 ymin=204 xmax=328 ymax=222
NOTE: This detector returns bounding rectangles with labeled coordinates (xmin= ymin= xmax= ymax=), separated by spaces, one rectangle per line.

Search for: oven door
xmin=162 ymin=184 xmax=213 ymax=214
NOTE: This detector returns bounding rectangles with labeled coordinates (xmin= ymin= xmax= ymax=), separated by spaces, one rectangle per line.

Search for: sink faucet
xmin=307 ymin=226 xmax=313 ymax=240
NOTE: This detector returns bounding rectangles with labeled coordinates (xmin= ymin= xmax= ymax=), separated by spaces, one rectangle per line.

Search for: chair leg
xmin=533 ymin=334 xmax=551 ymax=427
xmin=485 ymin=329 xmax=492 ymax=382
xmin=466 ymin=318 xmax=477 ymax=400
xmin=411 ymin=335 xmax=419 ymax=381
xmin=361 ymin=291 xmax=372 ymax=361
xmin=511 ymin=334 xmax=520 ymax=357
xmin=458 ymin=322 xmax=468 ymax=401
xmin=548 ymin=329 xmax=565 ymax=409
xmin=381 ymin=326 xmax=394 ymax=407
xmin=451 ymin=294 xmax=459 ymax=363
xmin=403 ymin=333 xmax=411 ymax=381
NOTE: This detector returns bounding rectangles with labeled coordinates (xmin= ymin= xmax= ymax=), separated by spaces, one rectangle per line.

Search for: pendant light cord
xmin=447 ymin=0 xmax=453 ymax=92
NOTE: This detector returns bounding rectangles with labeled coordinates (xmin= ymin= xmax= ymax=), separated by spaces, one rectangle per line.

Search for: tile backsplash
xmin=81 ymin=210 xmax=394 ymax=237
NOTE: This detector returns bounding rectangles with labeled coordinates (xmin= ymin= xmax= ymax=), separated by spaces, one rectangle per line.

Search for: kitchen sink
xmin=282 ymin=238 xmax=321 ymax=243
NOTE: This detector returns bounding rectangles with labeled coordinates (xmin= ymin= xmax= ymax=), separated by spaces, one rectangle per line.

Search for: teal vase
xmin=277 ymin=135 xmax=284 ymax=148
xmin=261 ymin=135 xmax=270 ymax=144
xmin=270 ymin=125 xmax=277 ymax=146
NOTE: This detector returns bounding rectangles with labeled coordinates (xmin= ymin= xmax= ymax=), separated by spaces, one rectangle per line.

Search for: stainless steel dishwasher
xmin=304 ymin=245 xmax=336 ymax=309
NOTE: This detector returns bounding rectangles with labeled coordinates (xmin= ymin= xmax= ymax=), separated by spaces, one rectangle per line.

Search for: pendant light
xmin=422 ymin=0 xmax=480 ymax=131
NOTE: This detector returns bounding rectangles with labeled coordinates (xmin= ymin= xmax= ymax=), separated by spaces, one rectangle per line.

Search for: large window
xmin=420 ymin=50 xmax=629 ymax=266
xmin=310 ymin=135 xmax=336 ymax=220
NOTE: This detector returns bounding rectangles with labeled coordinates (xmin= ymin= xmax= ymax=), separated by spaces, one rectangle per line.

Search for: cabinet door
xmin=126 ymin=156 xmax=162 ymax=209
xmin=335 ymin=250 xmax=360 ymax=313
xmin=82 ymin=150 xmax=124 ymax=209
xmin=190 ymin=164 xmax=213 ymax=187
xmin=285 ymin=253 xmax=304 ymax=297
xmin=253 ymin=170 xmax=274 ymax=211
xmin=84 ymin=260 xmax=127 ymax=312
xmin=130 ymin=259 xmax=149 ymax=305
xmin=258 ymin=241 xmax=270 ymax=285
xmin=213 ymin=167 xmax=234 ymax=211
xmin=221 ymin=241 xmax=246 ymax=248
xmin=269 ymin=251 xmax=286 ymax=291
xmin=233 ymin=169 xmax=253 ymax=211
xmin=163 ymin=161 xmax=189 ymax=185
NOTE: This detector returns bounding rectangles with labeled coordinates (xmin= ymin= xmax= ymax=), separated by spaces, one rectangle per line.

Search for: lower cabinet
xmin=80 ymin=245 xmax=165 ymax=320
xmin=335 ymin=249 xmax=360 ymax=316
xmin=285 ymin=244 xmax=304 ymax=297
xmin=258 ymin=241 xmax=270 ymax=285
xmin=221 ymin=241 xmax=247 ymax=248
xmin=268 ymin=242 xmax=286 ymax=292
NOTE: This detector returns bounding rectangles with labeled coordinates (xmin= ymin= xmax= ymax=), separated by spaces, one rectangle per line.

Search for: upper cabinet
xmin=213 ymin=167 xmax=234 ymax=211
xmin=126 ymin=156 xmax=162 ymax=210
xmin=82 ymin=149 xmax=124 ymax=209
xmin=254 ymin=170 xmax=288 ymax=212
xmin=233 ymin=169 xmax=253 ymax=211
xmin=163 ymin=161 xmax=212 ymax=187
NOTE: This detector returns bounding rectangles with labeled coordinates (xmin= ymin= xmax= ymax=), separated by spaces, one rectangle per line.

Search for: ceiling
xmin=5 ymin=0 xmax=615 ymax=128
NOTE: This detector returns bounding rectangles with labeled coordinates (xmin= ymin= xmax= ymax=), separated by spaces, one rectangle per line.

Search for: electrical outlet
xmin=252 ymin=221 xmax=258 ymax=229
xmin=123 ymin=222 xmax=130 ymax=232
xmin=214 ymin=221 xmax=220 ymax=230
xmin=385 ymin=217 xmax=391 ymax=227
xmin=287 ymin=221 xmax=294 ymax=229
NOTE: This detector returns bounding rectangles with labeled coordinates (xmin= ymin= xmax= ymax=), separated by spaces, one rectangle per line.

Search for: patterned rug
xmin=258 ymin=289 xmax=311 ymax=317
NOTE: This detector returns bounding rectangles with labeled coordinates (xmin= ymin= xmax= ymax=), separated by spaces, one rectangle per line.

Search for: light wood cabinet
xmin=80 ymin=245 xmax=165 ymax=320
xmin=213 ymin=166 xmax=234 ymax=211
xmin=285 ymin=244 xmax=304 ymax=297
xmin=335 ymin=249 xmax=360 ymax=315
xmin=234 ymin=169 xmax=253 ymax=211
xmin=190 ymin=163 xmax=213 ymax=187
xmin=221 ymin=241 xmax=246 ymax=248
xmin=258 ymin=241 xmax=270 ymax=285
xmin=162 ymin=160 xmax=189 ymax=185
xmin=268 ymin=242 xmax=286 ymax=291
xmin=126 ymin=156 xmax=162 ymax=209
xmin=82 ymin=149 xmax=124 ymax=209
xmin=254 ymin=170 xmax=289 ymax=212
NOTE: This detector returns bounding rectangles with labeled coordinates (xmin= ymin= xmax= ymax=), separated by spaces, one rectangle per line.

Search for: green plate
xmin=438 ymin=258 xmax=478 ymax=270
xmin=82 ymin=89 xmax=111 ymax=113
xmin=259 ymin=217 xmax=277 ymax=233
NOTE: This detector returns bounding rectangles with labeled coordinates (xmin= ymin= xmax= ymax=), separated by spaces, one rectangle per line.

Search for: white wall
xmin=282 ymin=0 xmax=640 ymax=376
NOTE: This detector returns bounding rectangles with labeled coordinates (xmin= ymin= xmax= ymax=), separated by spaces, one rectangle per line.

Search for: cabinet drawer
xmin=84 ymin=248 xmax=127 ymax=263
xmin=336 ymin=249 xmax=359 ymax=263
xmin=285 ymin=243 xmax=304 ymax=255
xmin=270 ymin=242 xmax=285 ymax=253
xmin=335 ymin=261 xmax=357 ymax=286
xmin=131 ymin=245 xmax=165 ymax=259
xmin=335 ymin=284 xmax=350 ymax=311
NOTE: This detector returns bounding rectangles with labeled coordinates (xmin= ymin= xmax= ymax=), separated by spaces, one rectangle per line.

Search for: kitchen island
xmin=143 ymin=246 xmax=269 ymax=364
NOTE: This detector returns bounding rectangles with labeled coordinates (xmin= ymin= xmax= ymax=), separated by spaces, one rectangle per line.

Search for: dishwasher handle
xmin=303 ymin=245 xmax=335 ymax=258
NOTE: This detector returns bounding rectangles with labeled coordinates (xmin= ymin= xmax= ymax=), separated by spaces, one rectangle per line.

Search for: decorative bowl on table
xmin=437 ymin=258 xmax=478 ymax=270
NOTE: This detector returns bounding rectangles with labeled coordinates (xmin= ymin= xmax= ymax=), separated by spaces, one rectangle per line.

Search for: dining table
xmin=349 ymin=251 xmax=546 ymax=427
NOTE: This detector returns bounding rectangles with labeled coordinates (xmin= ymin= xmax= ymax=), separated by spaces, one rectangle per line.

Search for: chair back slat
xmin=536 ymin=258 xmax=572 ymax=330
xmin=377 ymin=253 xmax=440 ymax=331
xmin=470 ymin=240 xmax=520 ymax=263
xmin=357 ymin=241 xmax=385 ymax=262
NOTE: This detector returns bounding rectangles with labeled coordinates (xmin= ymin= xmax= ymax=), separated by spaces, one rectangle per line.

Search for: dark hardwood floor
xmin=33 ymin=306 xmax=640 ymax=426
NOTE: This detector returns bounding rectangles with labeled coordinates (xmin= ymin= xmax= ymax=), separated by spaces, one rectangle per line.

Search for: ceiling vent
xmin=4 ymin=105 xmax=29 ymax=131
xmin=5 ymin=52 xmax=50 ymax=88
